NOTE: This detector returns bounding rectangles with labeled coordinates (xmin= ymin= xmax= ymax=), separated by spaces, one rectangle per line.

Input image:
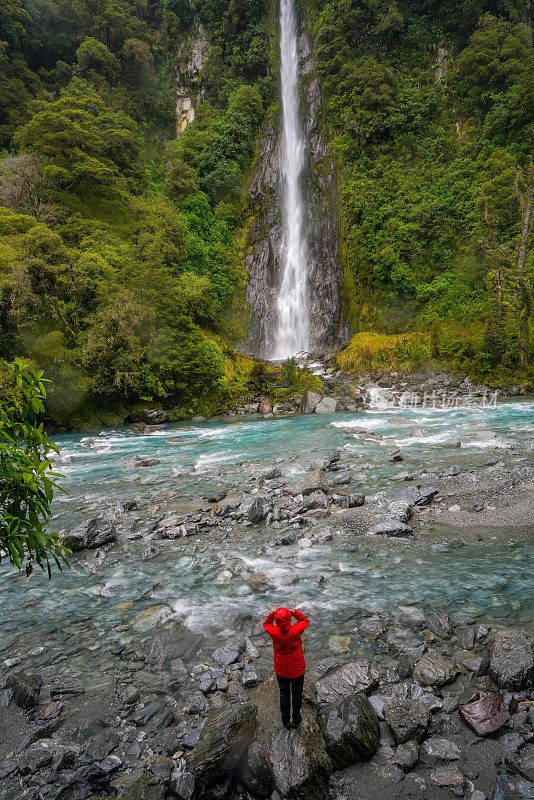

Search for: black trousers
xmin=276 ymin=673 xmax=304 ymax=727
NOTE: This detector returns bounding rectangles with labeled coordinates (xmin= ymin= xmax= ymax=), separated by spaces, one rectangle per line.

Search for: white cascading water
xmin=272 ymin=0 xmax=309 ymax=359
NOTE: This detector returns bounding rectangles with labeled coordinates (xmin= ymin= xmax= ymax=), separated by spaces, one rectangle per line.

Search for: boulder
xmin=192 ymin=702 xmax=257 ymax=798
xmin=489 ymin=629 xmax=534 ymax=690
xmin=302 ymin=491 xmax=328 ymax=510
xmin=252 ymin=675 xmax=332 ymax=800
xmin=346 ymin=493 xmax=365 ymax=508
xmin=320 ymin=692 xmax=379 ymax=769
xmin=64 ymin=519 xmax=117 ymax=551
xmin=459 ymin=691 xmax=511 ymax=736
xmin=421 ymin=738 xmax=461 ymax=762
xmin=239 ymin=496 xmax=269 ymax=524
xmin=367 ymin=520 xmax=413 ymax=537
xmin=426 ymin=612 xmax=453 ymax=638
xmin=383 ymin=699 xmax=431 ymax=743
xmin=129 ymin=402 xmax=167 ymax=424
xmin=6 ymin=671 xmax=42 ymax=710
xmin=316 ymin=661 xmax=379 ymax=706
xmin=392 ymin=740 xmax=419 ymax=772
xmin=212 ymin=642 xmax=245 ymax=667
xmin=315 ymin=397 xmax=338 ymax=414
xmin=297 ymin=470 xmax=328 ymax=497
xmin=241 ymin=739 xmax=275 ymax=799
xmin=412 ymin=649 xmax=458 ymax=687
xmin=258 ymin=399 xmax=273 ymax=414
xmin=300 ymin=391 xmax=322 ymax=414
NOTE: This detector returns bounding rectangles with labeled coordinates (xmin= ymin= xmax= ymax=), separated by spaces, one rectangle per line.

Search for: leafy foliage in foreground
xmin=0 ymin=359 xmax=69 ymax=575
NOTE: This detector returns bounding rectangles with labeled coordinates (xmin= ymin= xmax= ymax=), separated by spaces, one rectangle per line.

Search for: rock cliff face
xmin=175 ymin=21 xmax=210 ymax=134
xmin=245 ymin=8 xmax=347 ymax=358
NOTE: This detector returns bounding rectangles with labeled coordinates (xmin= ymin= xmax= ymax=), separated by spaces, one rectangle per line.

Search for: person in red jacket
xmin=263 ymin=605 xmax=309 ymax=729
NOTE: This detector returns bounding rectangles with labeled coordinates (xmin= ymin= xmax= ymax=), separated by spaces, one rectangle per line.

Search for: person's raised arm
xmin=263 ymin=608 xmax=276 ymax=633
xmin=289 ymin=606 xmax=309 ymax=633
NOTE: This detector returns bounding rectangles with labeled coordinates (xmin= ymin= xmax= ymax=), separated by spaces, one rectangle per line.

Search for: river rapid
xmin=1 ymin=398 xmax=533 ymax=689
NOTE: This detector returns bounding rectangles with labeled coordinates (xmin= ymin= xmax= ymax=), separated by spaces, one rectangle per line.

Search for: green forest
xmin=0 ymin=0 xmax=533 ymax=428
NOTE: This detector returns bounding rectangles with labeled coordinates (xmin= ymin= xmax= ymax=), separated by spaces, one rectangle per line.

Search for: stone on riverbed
xmin=192 ymin=702 xmax=257 ymax=798
xmin=412 ymin=649 xmax=458 ymax=687
xmin=489 ymin=629 xmax=534 ymax=690
xmin=383 ymin=699 xmax=431 ymax=743
xmin=63 ymin=519 xmax=117 ymax=551
xmin=252 ymin=675 xmax=332 ymax=800
xmin=298 ymin=470 xmax=328 ymax=496
xmin=367 ymin=520 xmax=413 ymax=537
xmin=239 ymin=496 xmax=269 ymax=523
xmin=212 ymin=642 xmax=245 ymax=667
xmin=300 ymin=390 xmax=322 ymax=413
xmin=320 ymin=692 xmax=379 ymax=769
xmin=315 ymin=397 xmax=338 ymax=414
xmin=6 ymin=671 xmax=41 ymax=710
xmin=316 ymin=661 xmax=379 ymax=705
xmin=421 ymin=737 xmax=461 ymax=762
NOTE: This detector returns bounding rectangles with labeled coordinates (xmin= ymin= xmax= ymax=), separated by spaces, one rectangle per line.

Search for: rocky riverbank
xmin=1 ymin=394 xmax=533 ymax=800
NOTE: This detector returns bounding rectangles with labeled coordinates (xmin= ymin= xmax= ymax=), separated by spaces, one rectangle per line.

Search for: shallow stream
xmin=1 ymin=400 xmax=533 ymax=682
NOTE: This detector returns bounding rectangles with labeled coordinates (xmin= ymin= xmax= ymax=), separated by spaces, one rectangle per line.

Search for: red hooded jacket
xmin=263 ymin=607 xmax=309 ymax=678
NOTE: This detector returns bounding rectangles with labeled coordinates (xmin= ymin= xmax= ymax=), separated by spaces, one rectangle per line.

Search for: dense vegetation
xmin=1 ymin=0 xmax=533 ymax=428
xmin=0 ymin=0 xmax=270 ymax=426
xmin=307 ymin=0 xmax=534 ymax=385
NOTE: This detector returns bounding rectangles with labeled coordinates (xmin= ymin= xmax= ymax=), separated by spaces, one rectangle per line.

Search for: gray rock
xmin=170 ymin=759 xmax=195 ymax=799
xmin=6 ymin=671 xmax=41 ymax=710
xmin=261 ymin=467 xmax=282 ymax=481
xmin=346 ymin=493 xmax=365 ymax=508
xmin=320 ymin=692 xmax=379 ymax=769
xmin=298 ymin=470 xmax=328 ymax=496
xmin=412 ymin=649 xmax=458 ymax=687
xmin=242 ymin=668 xmax=260 ymax=688
xmin=383 ymin=699 xmax=431 ymax=743
xmin=392 ymin=740 xmax=419 ymax=772
xmin=245 ymin=638 xmax=260 ymax=660
xmin=270 ymin=532 xmax=297 ymax=547
xmin=252 ymin=675 xmax=332 ymax=800
xmin=489 ymin=629 xmax=534 ymax=690
xmin=430 ymin=767 xmax=465 ymax=788
xmin=300 ymin=391 xmax=322 ymax=413
xmin=192 ymin=703 xmax=257 ymax=797
xmin=302 ymin=490 xmax=328 ymax=510
xmin=54 ymin=763 xmax=113 ymax=800
xmin=241 ymin=738 xmax=274 ymax=798
xmin=64 ymin=519 xmax=117 ymax=551
xmin=240 ymin=496 xmax=269 ymax=524
xmin=198 ymin=674 xmax=214 ymax=694
xmin=421 ymin=738 xmax=461 ymax=761
xmin=212 ymin=642 xmax=244 ymax=666
xmin=367 ymin=520 xmax=413 ymax=537
xmin=426 ymin=612 xmax=453 ymax=638
xmin=316 ymin=661 xmax=379 ymax=706
xmin=143 ymin=544 xmax=160 ymax=560
xmin=315 ymin=397 xmax=338 ymax=414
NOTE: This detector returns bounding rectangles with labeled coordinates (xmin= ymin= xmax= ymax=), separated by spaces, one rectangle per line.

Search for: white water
xmin=273 ymin=0 xmax=309 ymax=359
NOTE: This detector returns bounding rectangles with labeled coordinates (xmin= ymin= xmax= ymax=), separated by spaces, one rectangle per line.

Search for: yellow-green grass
xmin=337 ymin=331 xmax=435 ymax=373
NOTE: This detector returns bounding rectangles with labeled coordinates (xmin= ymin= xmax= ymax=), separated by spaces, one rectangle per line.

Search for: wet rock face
xmin=320 ymin=692 xmax=379 ymax=769
xmin=192 ymin=702 xmax=257 ymax=798
xmin=253 ymin=675 xmax=332 ymax=800
xmin=383 ymin=699 xmax=431 ymax=743
xmin=489 ymin=629 xmax=534 ymax=690
xmin=245 ymin=13 xmax=346 ymax=358
xmin=6 ymin=671 xmax=42 ymax=710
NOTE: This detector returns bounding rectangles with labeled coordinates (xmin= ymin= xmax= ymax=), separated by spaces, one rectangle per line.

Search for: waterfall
xmin=273 ymin=0 xmax=309 ymax=360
